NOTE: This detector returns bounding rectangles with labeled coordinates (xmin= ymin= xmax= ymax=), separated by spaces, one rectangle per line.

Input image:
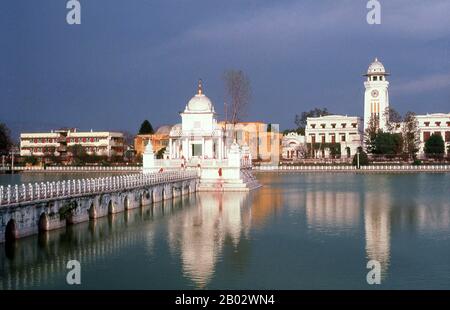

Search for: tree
xmin=383 ymin=107 xmax=402 ymax=133
xmin=352 ymin=147 xmax=369 ymax=166
xmin=402 ymin=111 xmax=420 ymax=159
xmin=294 ymin=108 xmax=331 ymax=130
xmin=364 ymin=114 xmax=379 ymax=154
xmin=373 ymin=132 xmax=403 ymax=155
xmin=138 ymin=120 xmax=154 ymax=135
xmin=68 ymin=144 xmax=87 ymax=165
xmin=424 ymin=133 xmax=445 ymax=158
xmin=223 ymin=70 xmax=252 ymax=136
xmin=0 ymin=122 xmax=12 ymax=155
xmin=156 ymin=147 xmax=166 ymax=159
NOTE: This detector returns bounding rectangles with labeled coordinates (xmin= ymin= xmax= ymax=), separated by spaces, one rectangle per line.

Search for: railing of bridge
xmin=0 ymin=166 xmax=143 ymax=172
xmin=0 ymin=170 xmax=198 ymax=207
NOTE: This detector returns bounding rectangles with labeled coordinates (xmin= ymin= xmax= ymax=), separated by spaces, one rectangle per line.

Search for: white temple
xmin=143 ymin=80 xmax=260 ymax=192
xmin=168 ymin=80 xmax=226 ymax=161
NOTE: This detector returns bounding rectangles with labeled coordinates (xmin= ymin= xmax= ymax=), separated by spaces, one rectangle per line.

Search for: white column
xmin=169 ymin=138 xmax=172 ymax=159
xmin=202 ymin=137 xmax=205 ymax=159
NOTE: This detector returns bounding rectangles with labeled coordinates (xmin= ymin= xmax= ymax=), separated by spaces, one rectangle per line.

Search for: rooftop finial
xmin=375 ymin=57 xmax=378 ymax=62
xmin=197 ymin=79 xmax=203 ymax=95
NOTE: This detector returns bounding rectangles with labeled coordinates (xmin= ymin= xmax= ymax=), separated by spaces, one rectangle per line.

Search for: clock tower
xmin=363 ymin=58 xmax=390 ymax=133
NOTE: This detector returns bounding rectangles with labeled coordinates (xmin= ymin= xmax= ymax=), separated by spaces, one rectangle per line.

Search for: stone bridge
xmin=0 ymin=170 xmax=198 ymax=243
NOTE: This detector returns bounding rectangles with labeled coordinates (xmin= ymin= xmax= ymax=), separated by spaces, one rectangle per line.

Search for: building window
xmin=447 ymin=122 xmax=450 ymax=127
xmin=423 ymin=131 xmax=430 ymax=141
xmin=311 ymin=124 xmax=316 ymax=129
xmin=331 ymin=135 xmax=336 ymax=143
xmin=434 ymin=131 xmax=441 ymax=136
xmin=331 ymin=124 xmax=336 ymax=129
xmin=341 ymin=123 xmax=346 ymax=128
xmin=341 ymin=135 xmax=346 ymax=142
xmin=311 ymin=135 xmax=316 ymax=144
xmin=424 ymin=122 xmax=430 ymax=127
xmin=321 ymin=124 xmax=325 ymax=129
xmin=192 ymin=144 xmax=202 ymax=156
xmin=373 ymin=76 xmax=378 ymax=81
xmin=352 ymin=123 xmax=357 ymax=128
xmin=321 ymin=135 xmax=325 ymax=143
xmin=445 ymin=131 xmax=450 ymax=142
xmin=435 ymin=122 xmax=441 ymax=127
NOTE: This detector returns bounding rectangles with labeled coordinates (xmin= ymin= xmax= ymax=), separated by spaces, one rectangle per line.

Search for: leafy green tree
xmin=0 ymin=122 xmax=12 ymax=155
xmin=424 ymin=133 xmax=445 ymax=158
xmin=352 ymin=147 xmax=369 ymax=166
xmin=373 ymin=132 xmax=403 ymax=155
xmin=138 ymin=120 xmax=154 ymax=135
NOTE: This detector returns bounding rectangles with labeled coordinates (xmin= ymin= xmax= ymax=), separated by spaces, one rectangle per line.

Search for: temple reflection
xmin=167 ymin=192 xmax=252 ymax=288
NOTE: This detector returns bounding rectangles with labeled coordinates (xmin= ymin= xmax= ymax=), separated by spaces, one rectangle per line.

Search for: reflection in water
xmin=1 ymin=173 xmax=450 ymax=289
xmin=364 ymin=192 xmax=391 ymax=276
xmin=0 ymin=204 xmax=154 ymax=290
xmin=306 ymin=191 xmax=361 ymax=232
xmin=167 ymin=192 xmax=252 ymax=288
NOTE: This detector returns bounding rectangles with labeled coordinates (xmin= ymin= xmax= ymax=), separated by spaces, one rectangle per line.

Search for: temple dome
xmin=185 ymin=80 xmax=215 ymax=113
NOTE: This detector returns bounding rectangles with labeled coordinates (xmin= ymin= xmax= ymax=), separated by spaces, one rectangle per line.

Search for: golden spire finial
xmin=197 ymin=79 xmax=203 ymax=95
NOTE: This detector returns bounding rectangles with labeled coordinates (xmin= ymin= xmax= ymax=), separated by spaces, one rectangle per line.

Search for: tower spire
xmin=197 ymin=79 xmax=203 ymax=95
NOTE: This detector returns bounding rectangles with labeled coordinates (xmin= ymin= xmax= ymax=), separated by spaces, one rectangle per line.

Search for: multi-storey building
xmin=305 ymin=115 xmax=363 ymax=158
xmin=134 ymin=126 xmax=171 ymax=157
xmin=20 ymin=129 xmax=124 ymax=158
xmin=281 ymin=132 xmax=306 ymax=160
xmin=416 ymin=113 xmax=450 ymax=156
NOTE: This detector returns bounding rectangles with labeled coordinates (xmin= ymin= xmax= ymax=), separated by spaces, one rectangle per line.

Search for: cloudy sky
xmin=1 ymin=0 xmax=449 ymax=138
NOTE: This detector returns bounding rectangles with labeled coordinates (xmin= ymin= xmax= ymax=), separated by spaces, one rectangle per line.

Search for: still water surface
xmin=1 ymin=172 xmax=449 ymax=289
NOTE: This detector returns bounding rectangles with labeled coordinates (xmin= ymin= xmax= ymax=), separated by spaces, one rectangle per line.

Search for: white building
xmin=144 ymin=80 xmax=260 ymax=192
xmin=305 ymin=115 xmax=363 ymax=158
xmin=364 ymin=58 xmax=390 ymax=133
xmin=20 ymin=129 xmax=124 ymax=158
xmin=416 ymin=113 xmax=450 ymax=156
xmin=168 ymin=80 xmax=226 ymax=161
xmin=281 ymin=132 xmax=305 ymax=160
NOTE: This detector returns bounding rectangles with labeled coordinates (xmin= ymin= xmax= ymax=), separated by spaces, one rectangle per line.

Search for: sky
xmin=1 ymin=0 xmax=449 ymax=140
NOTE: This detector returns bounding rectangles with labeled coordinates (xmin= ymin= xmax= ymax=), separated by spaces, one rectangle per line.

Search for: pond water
xmin=1 ymin=172 xmax=449 ymax=289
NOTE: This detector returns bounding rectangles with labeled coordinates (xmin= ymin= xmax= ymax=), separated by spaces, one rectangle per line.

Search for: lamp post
xmin=357 ymin=149 xmax=360 ymax=169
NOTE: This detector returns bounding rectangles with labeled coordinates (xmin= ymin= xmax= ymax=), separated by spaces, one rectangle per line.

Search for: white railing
xmin=0 ymin=166 xmax=143 ymax=172
xmin=0 ymin=170 xmax=198 ymax=207
xmin=254 ymin=165 xmax=450 ymax=172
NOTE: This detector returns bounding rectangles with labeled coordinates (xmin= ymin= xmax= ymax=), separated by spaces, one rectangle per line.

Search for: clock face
xmin=371 ymin=89 xmax=379 ymax=98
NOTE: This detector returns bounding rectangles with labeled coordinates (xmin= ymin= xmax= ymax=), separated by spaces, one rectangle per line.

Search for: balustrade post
xmin=21 ymin=184 xmax=26 ymax=201
xmin=7 ymin=185 xmax=11 ymax=204
xmin=0 ymin=186 xmax=3 ymax=205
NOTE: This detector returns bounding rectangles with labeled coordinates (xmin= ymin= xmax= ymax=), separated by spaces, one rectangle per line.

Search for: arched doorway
xmin=124 ymin=196 xmax=129 ymax=210
xmin=38 ymin=213 xmax=49 ymax=232
xmin=108 ymin=200 xmax=114 ymax=214
xmin=5 ymin=219 xmax=17 ymax=242
xmin=88 ymin=202 xmax=96 ymax=219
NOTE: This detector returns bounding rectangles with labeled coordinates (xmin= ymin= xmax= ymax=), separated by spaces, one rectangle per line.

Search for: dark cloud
xmin=1 ymin=0 xmax=449 ymax=137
